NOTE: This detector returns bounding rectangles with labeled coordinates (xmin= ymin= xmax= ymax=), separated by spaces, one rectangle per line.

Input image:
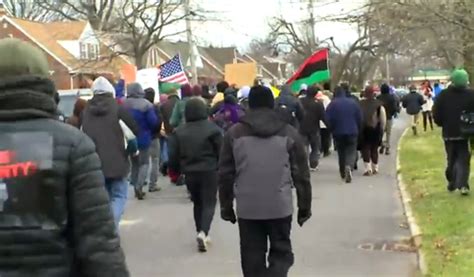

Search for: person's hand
xmin=160 ymin=129 xmax=167 ymax=137
xmin=297 ymin=209 xmax=312 ymax=227
xmin=221 ymin=207 xmax=236 ymax=224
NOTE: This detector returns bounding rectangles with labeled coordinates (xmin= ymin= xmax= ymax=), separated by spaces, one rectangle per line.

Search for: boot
xmin=385 ymin=147 xmax=391 ymax=155
xmin=412 ymin=126 xmax=418 ymax=136
xmin=379 ymin=146 xmax=385 ymax=154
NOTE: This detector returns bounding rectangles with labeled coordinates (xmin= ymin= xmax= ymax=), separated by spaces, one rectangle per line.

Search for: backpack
xmin=460 ymin=111 xmax=474 ymax=136
xmin=275 ymin=97 xmax=297 ymax=126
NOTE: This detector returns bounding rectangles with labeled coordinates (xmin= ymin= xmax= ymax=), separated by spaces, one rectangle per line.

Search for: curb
xmin=396 ymin=128 xmax=428 ymax=275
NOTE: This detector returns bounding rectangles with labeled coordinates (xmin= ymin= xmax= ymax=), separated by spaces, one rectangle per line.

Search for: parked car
xmin=57 ymin=89 xmax=92 ymax=118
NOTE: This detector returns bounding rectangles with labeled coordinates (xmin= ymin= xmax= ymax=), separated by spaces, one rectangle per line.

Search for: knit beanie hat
xmin=249 ymin=85 xmax=274 ymax=109
xmin=451 ymin=69 xmax=469 ymax=87
xmin=192 ymin=85 xmax=203 ymax=96
xmin=0 ymin=38 xmax=49 ymax=78
xmin=92 ymin=76 xmax=115 ymax=95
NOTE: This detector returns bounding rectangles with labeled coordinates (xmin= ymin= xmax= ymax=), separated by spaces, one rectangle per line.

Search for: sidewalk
xmin=120 ymin=117 xmax=418 ymax=276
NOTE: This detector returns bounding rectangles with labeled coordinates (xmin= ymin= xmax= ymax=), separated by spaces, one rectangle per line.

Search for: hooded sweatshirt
xmin=218 ymin=108 xmax=312 ymax=220
xmin=168 ymin=98 xmax=222 ymax=174
xmin=325 ymin=87 xmax=363 ymax=137
xmin=377 ymin=84 xmax=398 ymax=119
xmin=122 ymin=83 xmax=158 ymax=149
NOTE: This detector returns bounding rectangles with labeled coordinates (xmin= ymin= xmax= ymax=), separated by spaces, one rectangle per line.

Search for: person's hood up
xmin=240 ymin=108 xmax=286 ymax=137
xmin=88 ymin=94 xmax=114 ymax=116
xmin=380 ymin=84 xmax=390 ymax=94
xmin=92 ymin=76 xmax=115 ymax=95
xmin=224 ymin=94 xmax=238 ymax=104
xmin=280 ymin=85 xmax=293 ymax=97
xmin=184 ymin=98 xmax=208 ymax=122
xmin=127 ymin=82 xmax=145 ymax=98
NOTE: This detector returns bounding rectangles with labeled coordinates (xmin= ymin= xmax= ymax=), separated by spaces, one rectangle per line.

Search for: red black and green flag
xmin=287 ymin=48 xmax=330 ymax=92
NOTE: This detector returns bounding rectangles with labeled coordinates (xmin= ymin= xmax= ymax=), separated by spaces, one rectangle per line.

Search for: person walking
xmin=82 ymin=77 xmax=139 ymax=225
xmin=402 ymin=85 xmax=425 ymax=135
xmin=219 ymin=85 xmax=312 ymax=277
xmin=421 ymin=82 xmax=434 ymax=131
xmin=0 ymin=38 xmax=129 ymax=276
xmin=169 ymin=98 xmax=222 ymax=252
xmin=212 ymin=94 xmax=245 ymax=132
xmin=433 ymin=69 xmax=474 ymax=195
xmin=123 ymin=83 xmax=159 ymax=200
xmin=299 ymin=86 xmax=327 ymax=170
xmin=360 ymin=87 xmax=386 ymax=176
xmin=144 ymin=87 xmax=162 ymax=192
xmin=377 ymin=83 xmax=398 ymax=155
xmin=160 ymin=88 xmax=180 ymax=178
xmin=326 ymin=86 xmax=363 ymax=183
xmin=275 ymin=84 xmax=305 ymax=128
xmin=170 ymin=84 xmax=193 ymax=128
xmin=318 ymin=83 xmax=333 ymax=156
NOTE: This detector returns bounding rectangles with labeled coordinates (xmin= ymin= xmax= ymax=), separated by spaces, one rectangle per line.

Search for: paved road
xmin=120 ymin=116 xmax=418 ymax=277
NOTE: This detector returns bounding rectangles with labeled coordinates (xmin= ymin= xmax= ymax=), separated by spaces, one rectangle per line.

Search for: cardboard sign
xmin=136 ymin=68 xmax=160 ymax=103
xmin=225 ymin=63 xmax=257 ymax=87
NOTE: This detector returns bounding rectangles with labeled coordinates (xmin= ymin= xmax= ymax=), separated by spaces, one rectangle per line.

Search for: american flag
xmin=159 ymin=54 xmax=189 ymax=85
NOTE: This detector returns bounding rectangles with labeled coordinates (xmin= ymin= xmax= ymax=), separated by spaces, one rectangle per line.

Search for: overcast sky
xmin=189 ymin=0 xmax=366 ymax=50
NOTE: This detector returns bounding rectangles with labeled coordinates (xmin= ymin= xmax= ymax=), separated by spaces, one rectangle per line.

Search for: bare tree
xmin=4 ymin=0 xmax=60 ymax=21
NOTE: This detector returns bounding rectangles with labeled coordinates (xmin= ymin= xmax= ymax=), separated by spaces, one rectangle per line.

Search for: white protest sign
xmin=136 ymin=68 xmax=160 ymax=103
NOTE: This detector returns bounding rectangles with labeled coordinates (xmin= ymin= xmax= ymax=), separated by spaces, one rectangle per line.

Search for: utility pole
xmin=308 ymin=0 xmax=317 ymax=51
xmin=385 ymin=54 xmax=390 ymax=85
xmin=184 ymin=0 xmax=198 ymax=84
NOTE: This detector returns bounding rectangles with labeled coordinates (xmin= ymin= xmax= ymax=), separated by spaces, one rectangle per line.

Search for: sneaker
xmin=379 ymin=146 xmax=385 ymax=154
xmin=372 ymin=164 xmax=379 ymax=175
xmin=344 ymin=166 xmax=352 ymax=183
xmin=460 ymin=187 xmax=470 ymax=196
xmin=385 ymin=148 xmax=391 ymax=155
xmin=149 ymin=186 xmax=161 ymax=193
xmin=197 ymin=231 xmax=208 ymax=252
xmin=310 ymin=167 xmax=319 ymax=172
xmin=363 ymin=170 xmax=372 ymax=176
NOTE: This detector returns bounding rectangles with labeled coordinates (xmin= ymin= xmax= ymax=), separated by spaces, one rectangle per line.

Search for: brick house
xmin=0 ymin=7 xmax=129 ymax=90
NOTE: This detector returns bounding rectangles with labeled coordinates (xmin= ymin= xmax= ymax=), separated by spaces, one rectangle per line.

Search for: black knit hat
xmin=249 ymin=85 xmax=274 ymax=109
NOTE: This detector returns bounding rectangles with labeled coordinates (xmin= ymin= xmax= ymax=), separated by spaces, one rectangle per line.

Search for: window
xmin=80 ymin=42 xmax=99 ymax=60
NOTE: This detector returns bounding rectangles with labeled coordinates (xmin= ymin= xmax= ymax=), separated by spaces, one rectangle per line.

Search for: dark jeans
xmin=302 ymin=132 xmax=320 ymax=168
xmin=185 ymin=171 xmax=218 ymax=235
xmin=422 ymin=111 xmax=434 ymax=131
xmin=238 ymin=216 xmax=294 ymax=277
xmin=334 ymin=135 xmax=358 ymax=178
xmin=361 ymin=143 xmax=379 ymax=164
xmin=444 ymin=140 xmax=471 ymax=189
xmin=320 ymin=128 xmax=331 ymax=156
xmin=131 ymin=148 xmax=150 ymax=189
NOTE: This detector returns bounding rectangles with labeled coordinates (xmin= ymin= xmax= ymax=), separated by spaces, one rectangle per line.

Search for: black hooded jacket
xmin=433 ymin=85 xmax=474 ymax=139
xmin=219 ymin=108 xmax=311 ymax=220
xmin=0 ymin=76 xmax=129 ymax=277
xmin=168 ymin=98 xmax=222 ymax=173
xmin=377 ymin=85 xmax=398 ymax=119
xmin=81 ymin=94 xmax=139 ymax=179
xmin=299 ymin=88 xmax=327 ymax=135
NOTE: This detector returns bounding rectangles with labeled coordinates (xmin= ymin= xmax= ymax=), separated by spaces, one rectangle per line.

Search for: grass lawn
xmin=399 ymin=127 xmax=474 ymax=276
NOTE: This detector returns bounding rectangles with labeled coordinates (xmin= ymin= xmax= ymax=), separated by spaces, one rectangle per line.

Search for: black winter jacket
xmin=275 ymin=85 xmax=305 ymax=128
xmin=299 ymin=96 xmax=327 ymax=135
xmin=160 ymin=94 xmax=179 ymax=135
xmin=433 ymin=86 xmax=474 ymax=139
xmin=402 ymin=92 xmax=425 ymax=115
xmin=168 ymin=98 xmax=222 ymax=174
xmin=82 ymin=94 xmax=139 ymax=179
xmin=219 ymin=108 xmax=311 ymax=220
xmin=377 ymin=92 xmax=398 ymax=119
xmin=0 ymin=76 xmax=129 ymax=277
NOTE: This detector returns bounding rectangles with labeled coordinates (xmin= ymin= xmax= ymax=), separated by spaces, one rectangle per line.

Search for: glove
xmin=297 ymin=209 xmax=312 ymax=227
xmin=221 ymin=207 xmax=237 ymax=224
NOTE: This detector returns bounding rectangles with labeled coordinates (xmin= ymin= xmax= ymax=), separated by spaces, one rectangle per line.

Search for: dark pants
xmin=444 ymin=140 xmax=471 ymax=189
xmin=361 ymin=144 xmax=379 ymax=164
xmin=320 ymin=128 xmax=331 ymax=156
xmin=185 ymin=171 xmax=218 ymax=235
xmin=361 ymin=127 xmax=381 ymax=164
xmin=302 ymin=132 xmax=320 ymax=168
xmin=238 ymin=216 xmax=294 ymax=277
xmin=422 ymin=111 xmax=434 ymax=131
xmin=334 ymin=135 xmax=358 ymax=178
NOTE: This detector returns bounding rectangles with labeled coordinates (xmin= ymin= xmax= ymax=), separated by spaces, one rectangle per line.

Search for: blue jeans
xmin=160 ymin=137 xmax=169 ymax=164
xmin=105 ymin=178 xmax=129 ymax=227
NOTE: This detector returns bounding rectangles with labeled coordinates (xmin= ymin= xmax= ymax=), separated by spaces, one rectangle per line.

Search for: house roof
xmin=201 ymin=47 xmax=237 ymax=70
xmin=4 ymin=16 xmax=128 ymax=74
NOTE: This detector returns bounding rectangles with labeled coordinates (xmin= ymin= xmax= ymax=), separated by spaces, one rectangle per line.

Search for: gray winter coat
xmin=218 ymin=108 xmax=312 ymax=220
